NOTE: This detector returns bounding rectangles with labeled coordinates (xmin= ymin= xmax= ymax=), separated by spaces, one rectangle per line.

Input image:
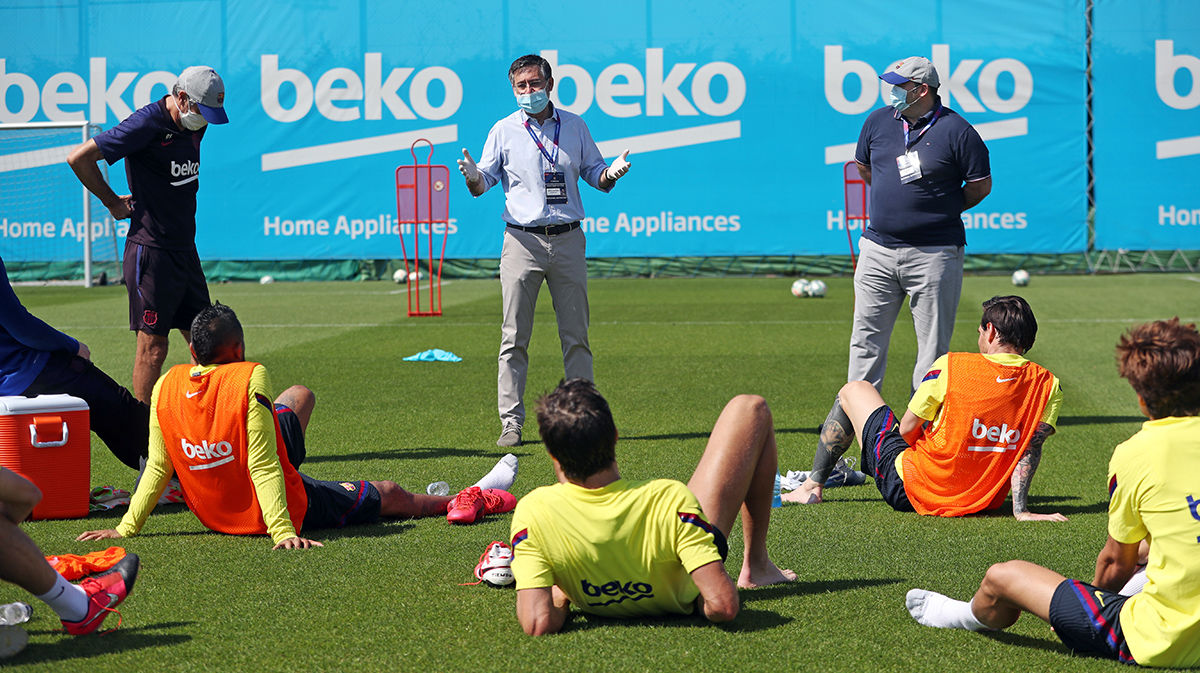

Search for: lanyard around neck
xmin=902 ymin=104 xmax=943 ymax=149
xmin=523 ymin=112 xmax=561 ymax=168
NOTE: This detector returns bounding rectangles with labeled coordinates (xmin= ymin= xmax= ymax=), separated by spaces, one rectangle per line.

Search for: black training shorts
xmin=124 ymin=242 xmax=210 ymax=335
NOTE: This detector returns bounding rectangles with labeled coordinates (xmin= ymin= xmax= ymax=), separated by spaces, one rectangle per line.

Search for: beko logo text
xmin=543 ymin=49 xmax=745 ymax=118
xmin=0 ymin=58 xmax=175 ymax=124
xmin=180 ymin=438 xmax=233 ymax=459
xmin=824 ymin=45 xmax=1033 ymax=115
xmin=261 ymin=54 xmax=462 ymax=122
xmin=1157 ymin=40 xmax=1200 ymax=110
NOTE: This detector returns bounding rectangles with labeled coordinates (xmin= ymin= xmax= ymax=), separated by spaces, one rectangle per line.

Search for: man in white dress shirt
xmin=458 ymin=53 xmax=632 ymax=447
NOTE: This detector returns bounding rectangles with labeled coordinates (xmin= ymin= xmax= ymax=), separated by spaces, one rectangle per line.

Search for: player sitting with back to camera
xmin=906 ymin=318 xmax=1200 ymax=668
xmin=77 ymin=302 xmax=518 ymax=550
xmin=510 ymin=379 xmax=795 ymax=636
xmin=784 ymin=295 xmax=1066 ymax=521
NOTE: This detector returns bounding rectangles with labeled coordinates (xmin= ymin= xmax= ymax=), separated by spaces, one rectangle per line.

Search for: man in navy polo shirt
xmin=68 ymin=66 xmax=229 ymax=404
xmin=793 ymin=56 xmax=991 ymax=504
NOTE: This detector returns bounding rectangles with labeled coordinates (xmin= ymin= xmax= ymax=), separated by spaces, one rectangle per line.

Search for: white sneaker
xmin=474 ymin=541 xmax=515 ymax=587
xmin=825 ymin=457 xmax=867 ymax=487
xmin=779 ymin=470 xmax=809 ymax=491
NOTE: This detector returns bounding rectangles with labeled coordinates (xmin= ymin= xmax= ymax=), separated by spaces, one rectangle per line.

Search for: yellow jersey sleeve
xmin=116 ymin=375 xmax=174 ymax=538
xmin=1107 ymin=437 xmax=1149 ymax=545
xmin=1040 ymin=378 xmax=1063 ymax=429
xmin=670 ymin=482 xmax=726 ymax=573
xmin=510 ymin=495 xmax=554 ymax=590
xmin=244 ymin=365 xmax=298 ymax=545
xmin=908 ymin=354 xmax=951 ymax=422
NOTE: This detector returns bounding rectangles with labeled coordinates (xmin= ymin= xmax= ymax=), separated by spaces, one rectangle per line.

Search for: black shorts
xmin=300 ymin=475 xmax=382 ymax=530
xmin=23 ymin=351 xmax=149 ymax=470
xmin=274 ymin=404 xmax=307 ymax=470
xmin=124 ymin=242 xmax=210 ymax=335
xmin=1048 ymin=579 xmax=1136 ymax=664
xmin=273 ymin=404 xmax=380 ymax=530
xmin=860 ymin=405 xmax=914 ymax=512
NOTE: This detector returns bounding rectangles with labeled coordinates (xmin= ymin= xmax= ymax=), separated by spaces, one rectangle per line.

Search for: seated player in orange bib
xmin=78 ymin=303 xmax=518 ymax=550
xmin=785 ymin=296 xmax=1065 ymax=521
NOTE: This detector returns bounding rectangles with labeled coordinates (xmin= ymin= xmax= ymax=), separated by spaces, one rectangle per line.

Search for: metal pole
xmin=82 ymin=123 xmax=92 ymax=288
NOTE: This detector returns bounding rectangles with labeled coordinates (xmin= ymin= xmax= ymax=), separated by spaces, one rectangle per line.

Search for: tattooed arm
xmin=1011 ymin=422 xmax=1067 ymax=522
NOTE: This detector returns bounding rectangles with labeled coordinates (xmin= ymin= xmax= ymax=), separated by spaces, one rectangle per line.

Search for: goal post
xmin=0 ymin=121 xmax=119 ymax=287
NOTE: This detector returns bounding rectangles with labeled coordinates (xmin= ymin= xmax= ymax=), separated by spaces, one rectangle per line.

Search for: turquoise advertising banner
xmin=1 ymin=0 xmax=1088 ymax=261
xmin=1093 ymin=0 xmax=1200 ymax=250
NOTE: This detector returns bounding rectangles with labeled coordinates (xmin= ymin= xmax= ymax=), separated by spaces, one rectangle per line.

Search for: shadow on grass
xmin=744 ymin=577 xmax=904 ymax=602
xmin=815 ymin=493 xmax=1108 ymax=516
xmin=313 ymin=521 xmax=416 ymax=541
xmin=1056 ymin=415 xmax=1144 ymax=427
xmin=622 ymin=426 xmax=817 ymax=442
xmin=83 ymin=502 xmax=188 ymax=523
xmin=981 ymin=629 xmax=1069 ymax=656
xmin=303 ymin=447 xmax=534 ymax=464
xmin=18 ymin=621 xmax=193 ymax=663
xmin=562 ymin=607 xmax=791 ymax=634
xmin=964 ymin=495 xmax=1108 ymax=518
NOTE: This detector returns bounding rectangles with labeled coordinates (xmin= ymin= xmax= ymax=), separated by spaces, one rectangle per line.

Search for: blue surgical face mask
xmin=517 ymin=89 xmax=550 ymax=115
xmin=889 ymin=85 xmax=914 ymax=113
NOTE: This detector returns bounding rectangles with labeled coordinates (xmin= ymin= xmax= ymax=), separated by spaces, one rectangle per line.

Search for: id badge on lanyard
xmin=524 ymin=116 xmax=567 ymax=204
xmin=897 ymin=106 xmax=941 ymax=185
xmin=896 ymin=151 xmax=922 ymax=184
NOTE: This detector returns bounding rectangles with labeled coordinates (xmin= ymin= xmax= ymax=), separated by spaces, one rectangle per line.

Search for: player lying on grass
xmin=510 ymin=379 xmax=796 ymax=635
xmin=0 ymin=467 xmax=139 ymax=657
xmin=906 ymin=317 xmax=1200 ymax=668
xmin=78 ymin=302 xmax=518 ymax=550
xmin=785 ymin=295 xmax=1065 ymax=520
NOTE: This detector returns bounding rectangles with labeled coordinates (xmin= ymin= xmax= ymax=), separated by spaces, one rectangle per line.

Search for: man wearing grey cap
xmin=68 ymin=66 xmax=229 ymax=404
xmin=790 ymin=56 xmax=991 ymax=505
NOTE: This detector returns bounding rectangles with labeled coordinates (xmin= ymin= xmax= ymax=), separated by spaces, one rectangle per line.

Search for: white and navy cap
xmin=176 ymin=66 xmax=229 ymax=124
xmin=879 ymin=56 xmax=940 ymax=88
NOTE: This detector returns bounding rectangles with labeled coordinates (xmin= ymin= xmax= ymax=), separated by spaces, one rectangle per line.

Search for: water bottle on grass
xmin=0 ymin=602 xmax=31 ymax=626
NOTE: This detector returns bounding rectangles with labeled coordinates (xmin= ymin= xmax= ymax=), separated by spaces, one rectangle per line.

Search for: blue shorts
xmin=859 ymin=405 xmax=914 ymax=512
xmin=299 ymin=475 xmax=382 ymax=530
xmin=1048 ymin=579 xmax=1136 ymax=664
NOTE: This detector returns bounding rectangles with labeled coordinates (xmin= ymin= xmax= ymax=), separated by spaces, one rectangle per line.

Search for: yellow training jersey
xmin=510 ymin=478 xmax=725 ymax=618
xmin=1108 ymin=416 xmax=1200 ymax=668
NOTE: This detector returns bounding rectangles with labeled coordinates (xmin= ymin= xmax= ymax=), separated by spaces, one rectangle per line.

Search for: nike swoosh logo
xmin=996 ymin=377 xmax=1017 ymax=383
xmin=185 ymin=391 xmax=201 ymax=398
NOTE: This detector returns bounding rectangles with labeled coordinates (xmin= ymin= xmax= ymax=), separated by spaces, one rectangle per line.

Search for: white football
xmin=481 ymin=566 xmax=515 ymax=587
xmin=790 ymin=279 xmax=809 ymax=297
xmin=259 ymin=275 xmax=274 ymax=285
xmin=1011 ymin=269 xmax=1030 ymax=286
xmin=806 ymin=279 xmax=827 ymax=297
xmin=408 ymin=270 xmax=424 ymax=282
xmin=392 ymin=268 xmax=406 ymax=284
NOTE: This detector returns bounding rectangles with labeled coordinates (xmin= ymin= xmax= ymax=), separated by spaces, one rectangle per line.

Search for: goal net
xmin=0 ymin=122 xmax=121 ymax=286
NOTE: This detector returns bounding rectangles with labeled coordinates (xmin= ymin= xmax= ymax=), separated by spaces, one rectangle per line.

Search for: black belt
xmin=507 ymin=221 xmax=580 ymax=236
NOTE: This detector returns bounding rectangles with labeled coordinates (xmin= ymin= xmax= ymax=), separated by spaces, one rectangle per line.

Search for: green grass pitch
xmin=3 ymin=273 xmax=1197 ymax=671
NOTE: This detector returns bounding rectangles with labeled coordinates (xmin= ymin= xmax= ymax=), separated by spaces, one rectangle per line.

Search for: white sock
xmin=905 ymin=589 xmax=988 ymax=631
xmin=35 ymin=571 xmax=88 ymax=622
xmin=1120 ymin=567 xmax=1148 ymax=596
xmin=472 ymin=454 xmax=518 ymax=491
